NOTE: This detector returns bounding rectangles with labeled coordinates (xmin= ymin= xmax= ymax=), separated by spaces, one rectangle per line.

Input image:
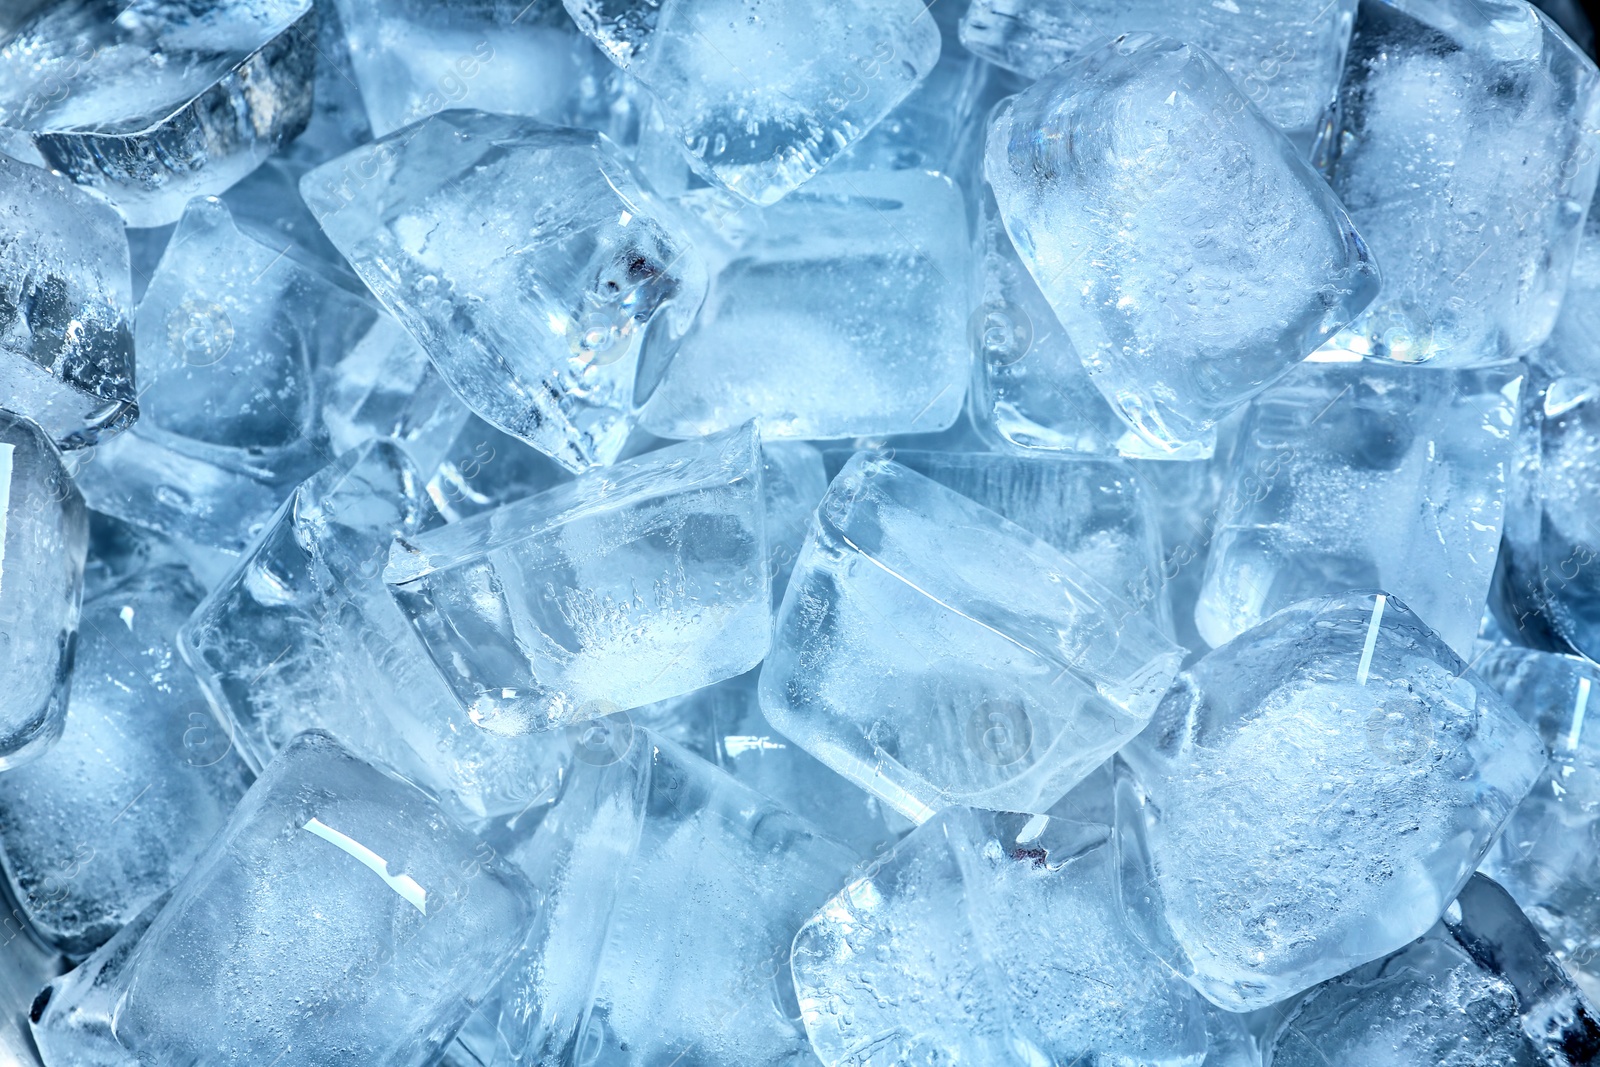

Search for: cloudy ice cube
xmin=1475 ymin=644 xmax=1600 ymax=1003
xmin=986 ymin=33 xmax=1380 ymax=453
xmin=0 ymin=0 xmax=315 ymax=226
xmin=1197 ymin=360 xmax=1522 ymax=657
xmin=29 ymin=731 xmax=536 ymax=1067
xmin=564 ymin=0 xmax=941 ymax=204
xmin=333 ymin=0 xmax=627 ymax=138
xmin=1494 ymin=375 xmax=1600 ymax=658
xmin=182 ymin=441 xmax=569 ymax=824
xmin=581 ymin=735 xmax=857 ymax=1066
xmin=1319 ymin=0 xmax=1600 ymax=364
xmin=0 ymin=564 xmax=250 ymax=957
xmin=74 ymin=197 xmax=375 ymax=554
xmin=387 ymin=423 xmax=770 ymax=735
xmin=304 ymin=110 xmax=706 ymax=472
xmin=1261 ymin=874 xmax=1600 ymax=1066
xmin=0 ymin=153 xmax=134 ymax=449
xmin=961 ymin=0 xmax=1358 ymax=144
xmin=760 ymin=453 xmax=1183 ymax=823
xmin=0 ymin=410 xmax=86 ymax=769
xmin=793 ymin=808 xmax=1206 ymax=1066
xmin=1118 ymin=592 xmax=1546 ymax=1010
xmin=636 ymin=170 xmax=969 ymax=442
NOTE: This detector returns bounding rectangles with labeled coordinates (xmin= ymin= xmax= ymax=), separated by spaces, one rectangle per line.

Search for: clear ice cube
xmin=333 ymin=0 xmax=624 ymax=138
xmin=386 ymin=423 xmax=771 ymax=734
xmin=792 ymin=808 xmax=1207 ymax=1066
xmin=1318 ymin=0 xmax=1600 ymax=364
xmin=635 ymin=170 xmax=970 ymax=441
xmin=182 ymin=441 xmax=569 ymax=823
xmin=986 ymin=33 xmax=1381 ymax=453
xmin=563 ymin=0 xmax=942 ymax=204
xmin=1475 ymin=644 xmax=1600 ymax=1004
xmin=960 ymin=0 xmax=1359 ymax=144
xmin=304 ymin=110 xmax=707 ymax=472
xmin=0 ymin=564 xmax=250 ymax=957
xmin=29 ymin=731 xmax=537 ymax=1067
xmin=424 ymin=415 xmax=575 ymax=525
xmin=74 ymin=197 xmax=374 ymax=554
xmin=759 ymin=453 xmax=1183 ymax=822
xmin=1118 ymin=591 xmax=1547 ymax=1010
xmin=0 ymin=153 xmax=135 ymax=449
xmin=1197 ymin=359 xmax=1522 ymax=657
xmin=0 ymin=410 xmax=87 ymax=769
xmin=1261 ymin=874 xmax=1600 ymax=1066
xmin=760 ymin=440 xmax=827 ymax=602
xmin=0 ymin=0 xmax=316 ymax=227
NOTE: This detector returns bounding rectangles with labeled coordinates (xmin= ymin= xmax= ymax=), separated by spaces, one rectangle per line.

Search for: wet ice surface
xmin=5 ymin=1 xmax=1600 ymax=1064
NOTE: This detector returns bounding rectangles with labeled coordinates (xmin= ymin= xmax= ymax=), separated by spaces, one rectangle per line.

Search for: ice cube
xmin=1475 ymin=644 xmax=1600 ymax=1003
xmin=182 ymin=441 xmax=569 ymax=824
xmin=792 ymin=809 xmax=1207 ymax=1065
xmin=580 ymin=735 xmax=857 ymax=1066
xmin=333 ymin=0 xmax=625 ymax=138
xmin=321 ymin=314 xmax=471 ymax=476
xmin=761 ymin=441 xmax=827 ymax=602
xmin=986 ymin=33 xmax=1380 ymax=453
xmin=74 ymin=197 xmax=375 ymax=554
xmin=1197 ymin=360 xmax=1522 ymax=657
xmin=304 ymin=110 xmax=707 ymax=472
xmin=564 ymin=0 xmax=941 ymax=204
xmin=0 ymin=0 xmax=316 ymax=227
xmin=1542 ymin=185 xmax=1600 ymax=380
xmin=29 ymin=731 xmax=537 ymax=1067
xmin=972 ymin=184 xmax=1161 ymax=459
xmin=1319 ymin=0 xmax=1600 ymax=364
xmin=0 ymin=411 xmax=87 ymax=770
xmin=1261 ymin=874 xmax=1600 ymax=1066
xmin=961 ymin=0 xmax=1359 ymax=145
xmin=635 ymin=170 xmax=970 ymax=441
xmin=1118 ymin=591 xmax=1547 ymax=1010
xmin=1493 ymin=374 xmax=1600 ymax=657
xmin=632 ymin=672 xmax=901 ymax=856
xmin=759 ymin=453 xmax=1183 ymax=823
xmin=0 ymin=153 xmax=135 ymax=449
xmin=424 ymin=415 xmax=575 ymax=525
xmin=879 ymin=449 xmax=1171 ymax=632
xmin=0 ymin=564 xmax=250 ymax=957
xmin=386 ymin=423 xmax=771 ymax=735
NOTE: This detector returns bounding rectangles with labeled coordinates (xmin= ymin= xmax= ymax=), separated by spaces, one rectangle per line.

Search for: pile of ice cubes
xmin=4 ymin=0 xmax=1600 ymax=1063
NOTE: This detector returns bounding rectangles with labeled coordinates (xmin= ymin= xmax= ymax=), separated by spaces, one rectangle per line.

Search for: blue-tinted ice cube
xmin=304 ymin=110 xmax=707 ymax=472
xmin=793 ymin=809 xmax=1207 ymax=1066
xmin=635 ymin=170 xmax=970 ymax=441
xmin=1261 ymin=874 xmax=1600 ymax=1066
xmin=986 ymin=33 xmax=1380 ymax=453
xmin=0 ymin=0 xmax=315 ymax=226
xmin=564 ymin=0 xmax=941 ymax=204
xmin=74 ymin=197 xmax=375 ymax=554
xmin=1118 ymin=592 xmax=1547 ymax=1010
xmin=1319 ymin=0 xmax=1600 ymax=364
xmin=961 ymin=0 xmax=1359 ymax=145
xmin=387 ymin=423 xmax=771 ymax=734
xmin=29 ymin=731 xmax=537 ymax=1067
xmin=760 ymin=453 xmax=1183 ymax=822
xmin=0 ymin=410 xmax=86 ymax=770
xmin=0 ymin=153 xmax=135 ymax=449
xmin=0 ymin=564 xmax=250 ymax=957
xmin=182 ymin=441 xmax=569 ymax=823
xmin=1197 ymin=359 xmax=1522 ymax=657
